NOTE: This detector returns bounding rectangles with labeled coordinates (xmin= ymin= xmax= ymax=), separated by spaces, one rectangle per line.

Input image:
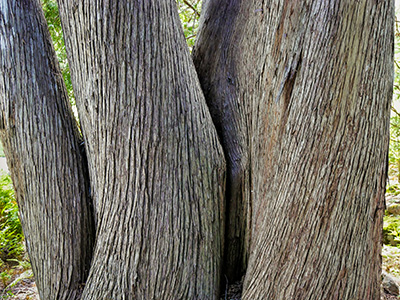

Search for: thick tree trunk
xmin=0 ymin=1 xmax=94 ymax=299
xmin=0 ymin=0 xmax=393 ymax=299
xmin=57 ymin=0 xmax=225 ymax=299
xmin=195 ymin=0 xmax=393 ymax=299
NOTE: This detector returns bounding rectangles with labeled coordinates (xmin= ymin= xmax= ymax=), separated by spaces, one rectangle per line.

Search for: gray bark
xmin=193 ymin=0 xmax=252 ymax=281
xmin=0 ymin=0 xmax=393 ymax=299
xmin=0 ymin=1 xmax=94 ymax=299
xmin=57 ymin=0 xmax=226 ymax=299
xmin=194 ymin=0 xmax=393 ymax=299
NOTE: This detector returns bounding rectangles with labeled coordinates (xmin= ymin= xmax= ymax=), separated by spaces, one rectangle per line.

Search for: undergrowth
xmin=0 ymin=172 xmax=24 ymax=261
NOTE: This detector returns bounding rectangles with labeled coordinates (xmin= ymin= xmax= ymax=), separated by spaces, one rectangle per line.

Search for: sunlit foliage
xmin=388 ymin=15 xmax=400 ymax=193
xmin=177 ymin=0 xmax=202 ymax=50
xmin=41 ymin=0 xmax=74 ymax=102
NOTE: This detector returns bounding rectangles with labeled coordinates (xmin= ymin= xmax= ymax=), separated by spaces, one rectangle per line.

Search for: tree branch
xmin=392 ymin=106 xmax=400 ymax=118
xmin=183 ymin=0 xmax=200 ymax=17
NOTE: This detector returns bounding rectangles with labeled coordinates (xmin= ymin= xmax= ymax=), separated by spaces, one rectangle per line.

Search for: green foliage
xmin=41 ymin=0 xmax=74 ymax=103
xmin=0 ymin=290 xmax=14 ymax=300
xmin=0 ymin=291 xmax=15 ymax=300
xmin=0 ymin=174 xmax=23 ymax=261
xmin=0 ymin=260 xmax=32 ymax=298
xmin=5 ymin=259 xmax=31 ymax=271
xmin=383 ymin=215 xmax=400 ymax=247
xmin=0 ymin=270 xmax=12 ymax=287
xmin=387 ymin=184 xmax=400 ymax=196
xmin=177 ymin=0 xmax=202 ymax=50
xmin=388 ymin=14 xmax=400 ymax=194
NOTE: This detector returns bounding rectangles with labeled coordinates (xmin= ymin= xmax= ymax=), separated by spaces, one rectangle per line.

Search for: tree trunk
xmin=195 ymin=0 xmax=393 ymax=299
xmin=0 ymin=1 xmax=94 ymax=299
xmin=0 ymin=0 xmax=393 ymax=299
xmin=192 ymin=0 xmax=252 ymax=282
xmin=56 ymin=0 xmax=226 ymax=299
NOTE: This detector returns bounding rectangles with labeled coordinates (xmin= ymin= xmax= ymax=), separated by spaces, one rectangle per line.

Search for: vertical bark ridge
xmin=57 ymin=0 xmax=225 ymax=299
xmin=0 ymin=1 xmax=94 ymax=299
xmin=243 ymin=1 xmax=392 ymax=299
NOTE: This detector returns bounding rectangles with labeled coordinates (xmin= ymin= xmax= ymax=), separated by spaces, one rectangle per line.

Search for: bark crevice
xmin=193 ymin=0 xmax=251 ymax=283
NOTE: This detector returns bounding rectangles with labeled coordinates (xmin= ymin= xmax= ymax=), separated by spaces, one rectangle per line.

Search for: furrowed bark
xmin=57 ymin=0 xmax=226 ymax=299
xmin=195 ymin=0 xmax=393 ymax=299
xmin=193 ymin=0 xmax=252 ymax=282
xmin=0 ymin=1 xmax=94 ymax=299
xmin=244 ymin=1 xmax=392 ymax=299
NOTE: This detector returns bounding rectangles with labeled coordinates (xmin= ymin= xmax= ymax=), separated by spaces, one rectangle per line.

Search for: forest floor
xmin=0 ymin=264 xmax=399 ymax=299
xmin=0 ymin=266 xmax=38 ymax=299
xmin=383 ymin=293 xmax=399 ymax=300
xmin=0 ymin=193 xmax=400 ymax=299
xmin=0 ymin=280 xmax=38 ymax=299
xmin=218 ymin=276 xmax=400 ymax=300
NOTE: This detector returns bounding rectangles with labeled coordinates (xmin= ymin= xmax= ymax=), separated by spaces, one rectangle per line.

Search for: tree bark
xmin=0 ymin=1 xmax=94 ymax=299
xmin=193 ymin=0 xmax=252 ymax=282
xmin=0 ymin=0 xmax=393 ymax=299
xmin=195 ymin=0 xmax=393 ymax=299
xmin=57 ymin=0 xmax=226 ymax=299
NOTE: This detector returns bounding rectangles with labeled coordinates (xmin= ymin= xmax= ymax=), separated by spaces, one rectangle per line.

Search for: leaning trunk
xmin=193 ymin=0 xmax=252 ymax=282
xmin=0 ymin=1 xmax=94 ymax=299
xmin=195 ymin=0 xmax=393 ymax=299
xmin=57 ymin=0 xmax=226 ymax=299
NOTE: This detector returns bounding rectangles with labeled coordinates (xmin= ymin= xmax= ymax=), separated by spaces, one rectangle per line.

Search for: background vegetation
xmin=389 ymin=10 xmax=400 ymax=193
xmin=177 ymin=0 xmax=201 ymax=50
xmin=383 ymin=7 xmax=400 ymax=278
